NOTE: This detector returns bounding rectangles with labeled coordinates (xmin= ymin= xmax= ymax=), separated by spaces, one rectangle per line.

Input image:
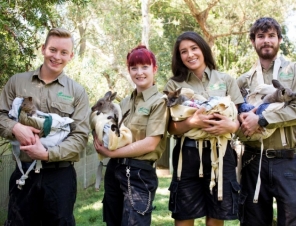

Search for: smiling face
xmin=129 ymin=63 xmax=157 ymax=93
xmin=41 ymin=36 xmax=74 ymax=78
xmin=252 ymin=28 xmax=281 ymax=60
xmin=179 ymin=39 xmax=206 ymax=77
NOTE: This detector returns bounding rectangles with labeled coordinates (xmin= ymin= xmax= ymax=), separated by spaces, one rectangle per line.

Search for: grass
xmin=74 ymin=175 xmax=240 ymax=226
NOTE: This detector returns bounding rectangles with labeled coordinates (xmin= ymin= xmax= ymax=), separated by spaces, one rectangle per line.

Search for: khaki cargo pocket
xmin=51 ymin=102 xmax=74 ymax=117
xmin=230 ymin=180 xmax=240 ymax=215
xmin=238 ymin=192 xmax=248 ymax=223
xmin=168 ymin=181 xmax=179 ymax=213
xmin=130 ymin=116 xmax=148 ymax=140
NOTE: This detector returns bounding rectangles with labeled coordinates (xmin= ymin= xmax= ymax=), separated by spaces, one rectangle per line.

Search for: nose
xmin=188 ymin=50 xmax=194 ymax=57
xmin=137 ymin=68 xmax=143 ymax=75
xmin=53 ymin=51 xmax=61 ymax=59
xmin=263 ymin=36 xmax=270 ymax=43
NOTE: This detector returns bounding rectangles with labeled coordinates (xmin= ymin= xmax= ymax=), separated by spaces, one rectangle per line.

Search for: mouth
xmin=188 ymin=59 xmax=197 ymax=63
xmin=136 ymin=77 xmax=146 ymax=80
xmin=261 ymin=45 xmax=273 ymax=50
xmin=50 ymin=59 xmax=61 ymax=66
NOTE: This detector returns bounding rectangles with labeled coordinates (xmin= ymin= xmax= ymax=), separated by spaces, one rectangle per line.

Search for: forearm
xmin=109 ymin=136 xmax=161 ymax=158
xmin=0 ymin=112 xmax=18 ymax=139
xmin=168 ymin=118 xmax=192 ymax=135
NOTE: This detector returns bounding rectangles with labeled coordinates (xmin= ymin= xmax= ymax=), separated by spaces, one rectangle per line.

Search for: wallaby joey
xmin=91 ymin=91 xmax=130 ymax=137
xmin=261 ymin=79 xmax=296 ymax=107
xmin=20 ymin=97 xmax=37 ymax=117
xmin=163 ymin=87 xmax=189 ymax=108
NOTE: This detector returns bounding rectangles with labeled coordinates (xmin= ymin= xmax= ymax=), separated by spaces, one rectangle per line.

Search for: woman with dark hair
xmin=164 ymin=31 xmax=244 ymax=226
xmin=93 ymin=45 xmax=169 ymax=225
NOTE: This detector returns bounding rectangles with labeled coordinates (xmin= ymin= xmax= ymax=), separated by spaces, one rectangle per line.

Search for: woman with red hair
xmin=93 ymin=45 xmax=169 ymax=225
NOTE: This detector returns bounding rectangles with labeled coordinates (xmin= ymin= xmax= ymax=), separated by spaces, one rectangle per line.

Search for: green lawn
xmin=74 ymin=176 xmax=240 ymax=226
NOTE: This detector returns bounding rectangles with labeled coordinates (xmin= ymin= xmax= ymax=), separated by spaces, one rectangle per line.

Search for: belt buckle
xmin=266 ymin=149 xmax=275 ymax=158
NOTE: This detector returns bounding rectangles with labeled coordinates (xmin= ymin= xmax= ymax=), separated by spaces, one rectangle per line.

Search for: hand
xmin=187 ymin=107 xmax=214 ymax=129
xmin=20 ymin=134 xmax=48 ymax=161
xmin=12 ymin=123 xmax=40 ymax=145
xmin=93 ymin=131 xmax=109 ymax=158
xmin=203 ymin=113 xmax=239 ymax=135
xmin=239 ymin=109 xmax=260 ymax=136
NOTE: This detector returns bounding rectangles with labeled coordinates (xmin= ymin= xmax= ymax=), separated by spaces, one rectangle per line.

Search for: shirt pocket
xmin=51 ymin=102 xmax=75 ymax=117
xmin=129 ymin=115 xmax=148 ymax=141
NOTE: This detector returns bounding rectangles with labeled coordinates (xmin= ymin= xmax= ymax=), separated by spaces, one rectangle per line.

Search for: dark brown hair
xmin=249 ymin=17 xmax=282 ymax=41
xmin=171 ymin=31 xmax=216 ymax=82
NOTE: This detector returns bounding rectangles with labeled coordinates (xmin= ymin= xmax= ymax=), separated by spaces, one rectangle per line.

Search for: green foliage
xmin=0 ymin=0 xmax=88 ymax=88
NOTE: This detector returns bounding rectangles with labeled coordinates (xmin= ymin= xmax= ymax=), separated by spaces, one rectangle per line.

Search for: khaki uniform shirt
xmin=0 ymin=66 xmax=90 ymax=162
xmin=120 ymin=85 xmax=169 ymax=162
xmin=237 ymin=56 xmax=296 ymax=149
xmin=164 ymin=67 xmax=244 ymax=105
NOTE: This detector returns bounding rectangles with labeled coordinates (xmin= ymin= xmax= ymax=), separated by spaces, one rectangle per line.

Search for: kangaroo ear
xmin=163 ymin=91 xmax=169 ymax=95
xmin=110 ymin=92 xmax=117 ymax=101
xmin=104 ymin=91 xmax=112 ymax=99
xmin=272 ymin=79 xmax=284 ymax=90
xmin=176 ymin=87 xmax=182 ymax=95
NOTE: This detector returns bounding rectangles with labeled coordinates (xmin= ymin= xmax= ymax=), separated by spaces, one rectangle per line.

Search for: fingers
xmin=30 ymin=126 xmax=40 ymax=134
xmin=196 ymin=107 xmax=206 ymax=114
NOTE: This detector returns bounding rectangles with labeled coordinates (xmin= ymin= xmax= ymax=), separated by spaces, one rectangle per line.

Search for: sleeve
xmin=226 ymin=75 xmax=244 ymax=105
xmin=48 ymin=88 xmax=91 ymax=162
xmin=163 ymin=79 xmax=178 ymax=92
xmin=0 ymin=75 xmax=19 ymax=140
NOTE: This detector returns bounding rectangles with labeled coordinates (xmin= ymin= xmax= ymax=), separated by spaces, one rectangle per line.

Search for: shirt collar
xmin=130 ymin=85 xmax=159 ymax=102
xmin=247 ymin=55 xmax=283 ymax=79
xmin=31 ymin=65 xmax=67 ymax=87
xmin=186 ymin=66 xmax=211 ymax=82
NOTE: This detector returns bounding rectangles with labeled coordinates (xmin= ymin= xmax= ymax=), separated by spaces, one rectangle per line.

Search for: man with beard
xmin=236 ymin=17 xmax=296 ymax=226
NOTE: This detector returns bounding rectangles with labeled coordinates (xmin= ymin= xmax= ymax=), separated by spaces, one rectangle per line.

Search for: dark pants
xmin=5 ymin=164 xmax=77 ymax=226
xmin=103 ymin=158 xmax=158 ymax=226
xmin=239 ymin=148 xmax=296 ymax=226
xmin=169 ymin=138 xmax=240 ymax=220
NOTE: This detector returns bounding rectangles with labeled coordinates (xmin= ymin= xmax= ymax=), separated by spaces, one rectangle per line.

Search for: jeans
xmin=102 ymin=158 xmax=158 ymax=226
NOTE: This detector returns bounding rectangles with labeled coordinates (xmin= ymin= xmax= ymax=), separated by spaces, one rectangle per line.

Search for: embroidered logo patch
xmin=279 ymin=72 xmax=293 ymax=80
xmin=138 ymin=107 xmax=150 ymax=115
xmin=57 ymin=92 xmax=74 ymax=101
xmin=209 ymin=83 xmax=226 ymax=91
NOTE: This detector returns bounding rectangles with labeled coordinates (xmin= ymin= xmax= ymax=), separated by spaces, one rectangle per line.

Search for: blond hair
xmin=44 ymin=28 xmax=74 ymax=48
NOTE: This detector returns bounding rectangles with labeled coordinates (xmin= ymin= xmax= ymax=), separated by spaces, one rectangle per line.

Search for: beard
xmin=255 ymin=44 xmax=280 ymax=60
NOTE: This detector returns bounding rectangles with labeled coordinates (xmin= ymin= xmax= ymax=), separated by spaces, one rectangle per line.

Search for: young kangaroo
xmin=20 ymin=97 xmax=37 ymax=117
xmin=91 ymin=91 xmax=121 ymax=117
xmin=91 ymin=91 xmax=130 ymax=137
xmin=262 ymin=79 xmax=296 ymax=106
xmin=163 ymin=87 xmax=189 ymax=107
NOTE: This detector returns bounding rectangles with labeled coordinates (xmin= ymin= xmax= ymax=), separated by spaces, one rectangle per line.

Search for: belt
xmin=115 ymin=158 xmax=154 ymax=170
xmin=21 ymin=161 xmax=73 ymax=169
xmin=177 ymin=138 xmax=211 ymax=148
xmin=245 ymin=147 xmax=296 ymax=159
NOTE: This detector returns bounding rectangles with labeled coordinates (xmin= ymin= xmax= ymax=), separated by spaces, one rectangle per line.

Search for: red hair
xmin=126 ymin=45 xmax=157 ymax=70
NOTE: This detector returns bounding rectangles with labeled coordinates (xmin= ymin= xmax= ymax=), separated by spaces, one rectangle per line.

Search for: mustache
xmin=261 ymin=45 xmax=273 ymax=49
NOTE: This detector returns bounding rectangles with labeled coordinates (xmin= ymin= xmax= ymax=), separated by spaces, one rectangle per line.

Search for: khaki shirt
xmin=0 ymin=66 xmax=90 ymax=162
xmin=237 ymin=57 xmax=296 ymax=149
xmin=120 ymin=85 xmax=169 ymax=161
xmin=164 ymin=67 xmax=244 ymax=105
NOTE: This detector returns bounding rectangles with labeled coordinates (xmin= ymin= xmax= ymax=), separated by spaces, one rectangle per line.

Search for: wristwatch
xmin=258 ymin=114 xmax=269 ymax=127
